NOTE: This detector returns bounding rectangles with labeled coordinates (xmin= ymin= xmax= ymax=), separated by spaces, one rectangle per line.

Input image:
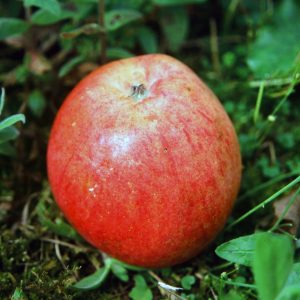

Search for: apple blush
xmin=47 ymin=54 xmax=242 ymax=268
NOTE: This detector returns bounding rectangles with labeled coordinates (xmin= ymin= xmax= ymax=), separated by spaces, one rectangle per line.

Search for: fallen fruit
xmin=47 ymin=54 xmax=242 ymax=268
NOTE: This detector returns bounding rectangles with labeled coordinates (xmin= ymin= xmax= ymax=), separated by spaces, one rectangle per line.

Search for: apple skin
xmin=47 ymin=54 xmax=241 ymax=268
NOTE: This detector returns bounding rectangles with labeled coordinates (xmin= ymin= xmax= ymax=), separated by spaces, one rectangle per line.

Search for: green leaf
xmin=72 ymin=0 xmax=98 ymax=2
xmin=277 ymin=286 xmax=300 ymax=300
xmin=0 ymin=142 xmax=16 ymax=157
xmin=24 ymin=0 xmax=61 ymax=16
xmin=111 ymin=262 xmax=129 ymax=282
xmin=220 ymin=289 xmax=246 ymax=300
xmin=276 ymin=263 xmax=300 ymax=300
xmin=247 ymin=0 xmax=300 ymax=78
xmin=285 ymin=263 xmax=300 ymax=287
xmin=0 ymin=88 xmax=5 ymax=115
xmin=0 ymin=127 xmax=19 ymax=144
xmin=253 ymin=232 xmax=294 ymax=300
xmin=153 ymin=0 xmax=207 ymax=5
xmin=0 ymin=18 xmax=30 ymax=40
xmin=58 ymin=56 xmax=85 ymax=78
xmin=129 ymin=275 xmax=153 ymax=300
xmin=28 ymin=90 xmax=46 ymax=118
xmin=0 ymin=114 xmax=25 ymax=131
xmin=110 ymin=258 xmax=147 ymax=271
xmin=105 ymin=9 xmax=142 ymax=31
xmin=215 ymin=233 xmax=263 ymax=267
xmin=60 ymin=23 xmax=105 ymax=39
xmin=159 ymin=6 xmax=189 ymax=52
xmin=106 ymin=48 xmax=134 ymax=59
xmin=72 ymin=264 xmax=111 ymax=290
xmin=31 ymin=9 xmax=73 ymax=25
xmin=11 ymin=287 xmax=27 ymax=300
xmin=137 ymin=27 xmax=158 ymax=54
xmin=36 ymin=201 xmax=80 ymax=241
xmin=181 ymin=275 xmax=196 ymax=290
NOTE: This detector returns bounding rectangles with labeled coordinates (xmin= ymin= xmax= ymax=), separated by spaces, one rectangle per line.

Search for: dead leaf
xmin=28 ymin=51 xmax=52 ymax=75
xmin=273 ymin=190 xmax=300 ymax=235
xmin=63 ymin=62 xmax=98 ymax=86
xmin=77 ymin=62 xmax=98 ymax=77
xmin=4 ymin=36 xmax=25 ymax=48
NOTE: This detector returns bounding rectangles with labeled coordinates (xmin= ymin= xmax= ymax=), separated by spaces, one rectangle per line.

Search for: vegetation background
xmin=0 ymin=0 xmax=300 ymax=299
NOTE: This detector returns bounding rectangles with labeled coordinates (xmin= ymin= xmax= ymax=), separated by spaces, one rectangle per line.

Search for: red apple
xmin=47 ymin=54 xmax=241 ymax=268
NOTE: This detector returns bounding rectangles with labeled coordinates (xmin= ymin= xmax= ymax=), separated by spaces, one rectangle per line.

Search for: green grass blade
xmin=253 ymin=81 xmax=264 ymax=124
xmin=228 ymin=176 xmax=300 ymax=229
xmin=0 ymin=114 xmax=25 ymax=131
xmin=0 ymin=87 xmax=5 ymax=115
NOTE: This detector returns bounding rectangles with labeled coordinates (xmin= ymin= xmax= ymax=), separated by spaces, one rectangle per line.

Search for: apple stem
xmin=131 ymin=84 xmax=148 ymax=101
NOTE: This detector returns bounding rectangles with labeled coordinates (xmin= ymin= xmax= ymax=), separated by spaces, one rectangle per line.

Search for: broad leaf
xmin=220 ymin=289 xmax=246 ymax=300
xmin=24 ymin=0 xmax=61 ymax=16
xmin=285 ymin=263 xmax=300 ymax=287
xmin=137 ymin=27 xmax=158 ymax=54
xmin=215 ymin=233 xmax=263 ymax=267
xmin=276 ymin=285 xmax=300 ymax=300
xmin=0 ymin=142 xmax=16 ymax=157
xmin=31 ymin=9 xmax=73 ymax=25
xmin=247 ymin=0 xmax=300 ymax=78
xmin=0 ymin=127 xmax=19 ymax=144
xmin=181 ymin=275 xmax=196 ymax=290
xmin=129 ymin=275 xmax=153 ymax=300
xmin=253 ymin=232 xmax=294 ymax=300
xmin=106 ymin=48 xmax=134 ymax=59
xmin=111 ymin=263 xmax=129 ymax=282
xmin=28 ymin=90 xmax=46 ymax=118
xmin=72 ymin=266 xmax=110 ymax=290
xmin=36 ymin=201 xmax=80 ymax=241
xmin=159 ymin=6 xmax=189 ymax=52
xmin=110 ymin=258 xmax=147 ymax=271
xmin=0 ymin=18 xmax=30 ymax=40
xmin=105 ymin=9 xmax=142 ymax=31
xmin=276 ymin=263 xmax=300 ymax=300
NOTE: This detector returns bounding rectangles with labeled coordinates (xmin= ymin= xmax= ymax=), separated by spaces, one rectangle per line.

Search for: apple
xmin=47 ymin=54 xmax=241 ymax=268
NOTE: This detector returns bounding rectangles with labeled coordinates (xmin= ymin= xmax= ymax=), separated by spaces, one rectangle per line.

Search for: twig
xmin=148 ymin=270 xmax=163 ymax=282
xmin=98 ymin=0 xmax=106 ymax=64
xmin=41 ymin=237 xmax=90 ymax=252
xmin=54 ymin=237 xmax=67 ymax=270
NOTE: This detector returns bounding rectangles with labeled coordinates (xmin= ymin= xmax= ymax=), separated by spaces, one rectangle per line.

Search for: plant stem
xmin=98 ymin=0 xmax=106 ymax=64
xmin=210 ymin=273 xmax=256 ymax=289
xmin=253 ymin=81 xmax=264 ymax=124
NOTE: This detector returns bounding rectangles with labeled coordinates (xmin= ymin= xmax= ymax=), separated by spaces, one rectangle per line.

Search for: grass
xmin=1 ymin=0 xmax=300 ymax=299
